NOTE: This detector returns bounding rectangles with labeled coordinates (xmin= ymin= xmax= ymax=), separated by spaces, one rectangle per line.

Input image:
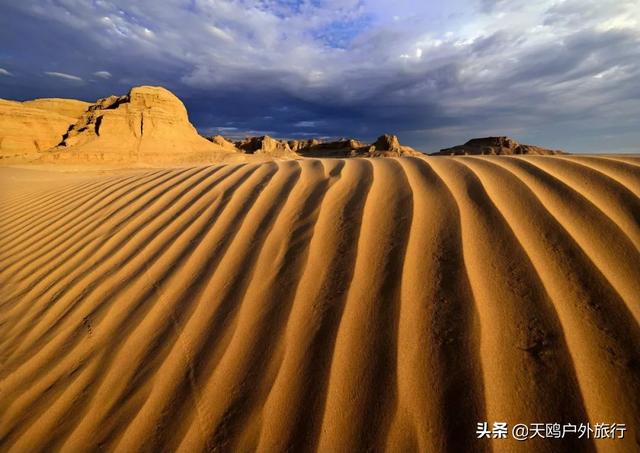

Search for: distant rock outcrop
xmin=293 ymin=138 xmax=365 ymax=157
xmin=208 ymin=133 xmax=422 ymax=158
xmin=50 ymin=86 xmax=233 ymax=163
xmin=0 ymin=98 xmax=89 ymax=159
xmin=369 ymin=134 xmax=421 ymax=157
xmin=209 ymin=134 xmax=238 ymax=150
xmin=234 ymin=135 xmax=299 ymax=159
xmin=286 ymin=134 xmax=421 ymax=158
xmin=373 ymin=134 xmax=401 ymax=152
xmin=433 ymin=136 xmax=565 ymax=156
xmin=288 ymin=138 xmax=322 ymax=152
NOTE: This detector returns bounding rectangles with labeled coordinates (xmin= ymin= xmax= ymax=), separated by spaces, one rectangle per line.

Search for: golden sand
xmin=1 ymin=155 xmax=639 ymax=451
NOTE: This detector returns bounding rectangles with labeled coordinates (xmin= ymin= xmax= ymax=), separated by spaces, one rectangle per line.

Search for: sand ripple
xmin=1 ymin=155 xmax=639 ymax=451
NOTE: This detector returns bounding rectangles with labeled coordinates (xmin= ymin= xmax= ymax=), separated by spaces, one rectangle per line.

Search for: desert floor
xmin=1 ymin=155 xmax=639 ymax=452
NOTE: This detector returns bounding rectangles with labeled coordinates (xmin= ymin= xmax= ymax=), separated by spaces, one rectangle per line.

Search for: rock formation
xmin=234 ymin=135 xmax=299 ymax=159
xmin=373 ymin=133 xmax=401 ymax=152
xmin=368 ymin=134 xmax=421 ymax=157
xmin=285 ymin=134 xmax=420 ymax=157
xmin=293 ymin=138 xmax=366 ymax=157
xmin=21 ymin=98 xmax=90 ymax=119
xmin=288 ymin=138 xmax=322 ymax=152
xmin=1 ymin=84 xmax=427 ymax=165
xmin=50 ymin=86 xmax=233 ymax=164
xmin=433 ymin=136 xmax=565 ymax=156
xmin=209 ymin=134 xmax=238 ymax=150
xmin=0 ymin=98 xmax=89 ymax=159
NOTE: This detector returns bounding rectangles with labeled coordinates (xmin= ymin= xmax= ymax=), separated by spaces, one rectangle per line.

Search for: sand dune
xmin=1 ymin=155 xmax=639 ymax=452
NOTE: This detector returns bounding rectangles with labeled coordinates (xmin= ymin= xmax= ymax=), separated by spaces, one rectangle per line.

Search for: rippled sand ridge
xmin=1 ymin=155 xmax=639 ymax=452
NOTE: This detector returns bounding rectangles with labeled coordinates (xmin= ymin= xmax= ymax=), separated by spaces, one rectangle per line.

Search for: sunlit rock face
xmin=50 ymin=86 xmax=232 ymax=163
xmin=0 ymin=98 xmax=89 ymax=159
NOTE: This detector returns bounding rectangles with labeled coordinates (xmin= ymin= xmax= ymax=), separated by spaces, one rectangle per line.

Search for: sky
xmin=1 ymin=0 xmax=639 ymax=153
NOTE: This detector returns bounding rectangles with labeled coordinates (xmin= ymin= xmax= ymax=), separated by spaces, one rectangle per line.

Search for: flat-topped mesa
xmin=0 ymin=98 xmax=90 ymax=159
xmin=434 ymin=136 xmax=566 ymax=156
xmin=49 ymin=86 xmax=234 ymax=164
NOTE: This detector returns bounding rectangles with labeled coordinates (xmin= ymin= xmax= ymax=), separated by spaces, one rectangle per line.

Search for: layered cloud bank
xmin=1 ymin=0 xmax=639 ymax=152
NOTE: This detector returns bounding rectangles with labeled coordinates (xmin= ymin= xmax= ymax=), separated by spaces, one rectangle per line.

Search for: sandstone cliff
xmin=0 ymin=98 xmax=89 ymax=159
xmin=2 ymin=85 xmax=426 ymax=166
xmin=22 ymin=99 xmax=90 ymax=119
xmin=50 ymin=86 xmax=233 ymax=164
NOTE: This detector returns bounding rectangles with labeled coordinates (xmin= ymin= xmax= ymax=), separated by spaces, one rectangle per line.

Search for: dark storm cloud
xmin=0 ymin=0 xmax=639 ymax=152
